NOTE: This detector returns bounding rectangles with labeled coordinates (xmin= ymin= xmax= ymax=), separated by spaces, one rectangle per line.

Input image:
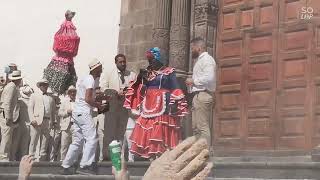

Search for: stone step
xmin=1 ymin=156 xmax=320 ymax=179
xmin=0 ymin=174 xmax=313 ymax=180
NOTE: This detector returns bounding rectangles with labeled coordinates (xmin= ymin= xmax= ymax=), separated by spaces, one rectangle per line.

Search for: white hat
xmin=8 ymin=70 xmax=22 ymax=81
xmin=8 ymin=63 xmax=17 ymax=67
xmin=67 ymin=85 xmax=76 ymax=94
xmin=36 ymin=78 xmax=49 ymax=88
xmin=88 ymin=58 xmax=102 ymax=72
xmin=21 ymin=85 xmax=33 ymax=95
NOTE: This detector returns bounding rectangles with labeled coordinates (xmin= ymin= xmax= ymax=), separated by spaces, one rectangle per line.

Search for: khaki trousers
xmin=192 ymin=91 xmax=215 ymax=146
xmin=29 ymin=118 xmax=50 ymax=161
xmin=0 ymin=117 xmax=18 ymax=161
xmin=49 ymin=128 xmax=61 ymax=161
xmin=11 ymin=123 xmax=30 ymax=161
xmin=60 ymin=126 xmax=72 ymax=161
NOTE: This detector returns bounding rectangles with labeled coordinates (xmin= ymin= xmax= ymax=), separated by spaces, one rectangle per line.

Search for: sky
xmin=0 ymin=0 xmax=121 ymax=88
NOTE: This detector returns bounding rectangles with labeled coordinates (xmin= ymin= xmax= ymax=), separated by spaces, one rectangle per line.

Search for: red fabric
xmin=141 ymin=89 xmax=167 ymax=118
xmin=130 ymin=115 xmax=181 ymax=158
xmin=169 ymin=89 xmax=188 ymax=116
xmin=124 ymin=81 xmax=144 ymax=115
xmin=53 ymin=20 xmax=80 ymax=58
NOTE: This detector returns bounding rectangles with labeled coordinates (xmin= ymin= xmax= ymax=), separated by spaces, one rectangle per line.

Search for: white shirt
xmin=43 ymin=94 xmax=51 ymax=118
xmin=74 ymin=75 xmax=98 ymax=114
xmin=118 ymin=69 xmax=135 ymax=90
xmin=192 ymin=52 xmax=216 ymax=92
xmin=126 ymin=117 xmax=136 ymax=130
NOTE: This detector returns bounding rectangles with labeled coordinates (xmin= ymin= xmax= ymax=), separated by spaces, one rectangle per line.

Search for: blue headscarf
xmin=146 ymin=47 xmax=168 ymax=65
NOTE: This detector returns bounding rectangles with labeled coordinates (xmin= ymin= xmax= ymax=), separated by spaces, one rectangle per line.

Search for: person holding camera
xmin=123 ymin=47 xmax=188 ymax=160
xmin=100 ymin=54 xmax=136 ymax=160
xmin=61 ymin=58 xmax=107 ymax=175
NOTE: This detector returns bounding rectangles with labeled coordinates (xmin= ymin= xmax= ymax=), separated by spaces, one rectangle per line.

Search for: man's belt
xmin=194 ymin=90 xmax=213 ymax=94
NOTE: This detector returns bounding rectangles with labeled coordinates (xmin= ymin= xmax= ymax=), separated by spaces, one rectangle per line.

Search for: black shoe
xmin=60 ymin=167 xmax=75 ymax=175
xmin=77 ymin=165 xmax=97 ymax=175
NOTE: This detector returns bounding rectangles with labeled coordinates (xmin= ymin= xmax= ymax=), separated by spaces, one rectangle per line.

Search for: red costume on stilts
xmin=44 ymin=10 xmax=80 ymax=94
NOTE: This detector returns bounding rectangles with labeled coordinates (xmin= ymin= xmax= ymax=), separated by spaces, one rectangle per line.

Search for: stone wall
xmin=118 ymin=0 xmax=219 ymax=139
xmin=118 ymin=0 xmax=155 ymax=73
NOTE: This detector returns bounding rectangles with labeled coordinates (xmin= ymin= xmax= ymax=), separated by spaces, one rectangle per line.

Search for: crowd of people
xmin=0 ymin=36 xmax=216 ymax=176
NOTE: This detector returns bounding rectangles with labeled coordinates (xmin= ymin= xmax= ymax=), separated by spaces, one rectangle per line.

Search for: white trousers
xmin=62 ymin=112 xmax=97 ymax=168
xmin=124 ymin=128 xmax=134 ymax=161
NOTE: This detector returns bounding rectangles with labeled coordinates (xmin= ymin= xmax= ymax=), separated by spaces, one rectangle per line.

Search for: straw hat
xmin=21 ymin=85 xmax=33 ymax=95
xmin=88 ymin=58 xmax=102 ymax=72
xmin=8 ymin=70 xmax=22 ymax=81
xmin=36 ymin=78 xmax=49 ymax=88
xmin=67 ymin=85 xmax=76 ymax=94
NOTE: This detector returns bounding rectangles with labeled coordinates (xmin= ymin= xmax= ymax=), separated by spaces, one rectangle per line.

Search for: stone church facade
xmin=118 ymin=0 xmax=320 ymax=154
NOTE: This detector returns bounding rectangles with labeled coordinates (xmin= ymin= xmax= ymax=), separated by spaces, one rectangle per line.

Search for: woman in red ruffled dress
xmin=124 ymin=47 xmax=188 ymax=159
xmin=44 ymin=10 xmax=80 ymax=94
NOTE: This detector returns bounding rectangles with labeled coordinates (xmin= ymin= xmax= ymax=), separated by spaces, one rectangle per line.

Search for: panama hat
xmin=8 ymin=70 xmax=22 ymax=81
xmin=67 ymin=85 xmax=76 ymax=94
xmin=8 ymin=63 xmax=17 ymax=67
xmin=21 ymin=85 xmax=33 ymax=95
xmin=36 ymin=78 xmax=49 ymax=88
xmin=88 ymin=58 xmax=102 ymax=72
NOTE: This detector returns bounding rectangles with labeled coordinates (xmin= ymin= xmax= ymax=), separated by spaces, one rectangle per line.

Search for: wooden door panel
xmin=215 ymin=0 xmax=278 ymax=150
xmin=215 ymin=0 xmax=244 ymax=150
xmin=279 ymin=0 xmax=307 ymax=24
xmin=243 ymin=0 xmax=278 ymax=150
xmin=245 ymin=30 xmax=277 ymax=149
xmin=309 ymin=0 xmax=320 ymax=147
xmin=276 ymin=12 xmax=312 ymax=149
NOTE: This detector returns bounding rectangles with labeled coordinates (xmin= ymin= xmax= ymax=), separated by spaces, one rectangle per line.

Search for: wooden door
xmin=215 ymin=0 xmax=279 ymax=150
xmin=215 ymin=0 xmax=319 ymax=151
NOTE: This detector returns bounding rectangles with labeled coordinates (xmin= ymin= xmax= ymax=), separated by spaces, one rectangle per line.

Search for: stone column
xmin=152 ymin=0 xmax=172 ymax=63
xmin=169 ymin=0 xmax=191 ymax=73
xmin=168 ymin=0 xmax=191 ymax=139
xmin=191 ymin=0 xmax=219 ymax=58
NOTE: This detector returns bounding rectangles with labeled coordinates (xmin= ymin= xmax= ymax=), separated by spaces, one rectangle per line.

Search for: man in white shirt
xmin=186 ymin=37 xmax=216 ymax=146
xmin=100 ymin=54 xmax=136 ymax=158
xmin=61 ymin=58 xmax=106 ymax=175
xmin=28 ymin=79 xmax=56 ymax=161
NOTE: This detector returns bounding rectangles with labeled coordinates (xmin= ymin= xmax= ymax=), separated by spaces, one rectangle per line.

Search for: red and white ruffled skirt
xmin=130 ymin=114 xmax=181 ymax=159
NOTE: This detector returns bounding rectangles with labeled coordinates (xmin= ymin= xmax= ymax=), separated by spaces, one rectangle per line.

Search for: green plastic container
xmin=109 ymin=140 xmax=121 ymax=171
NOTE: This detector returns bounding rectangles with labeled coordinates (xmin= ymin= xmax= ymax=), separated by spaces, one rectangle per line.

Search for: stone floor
xmin=0 ymin=156 xmax=318 ymax=179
